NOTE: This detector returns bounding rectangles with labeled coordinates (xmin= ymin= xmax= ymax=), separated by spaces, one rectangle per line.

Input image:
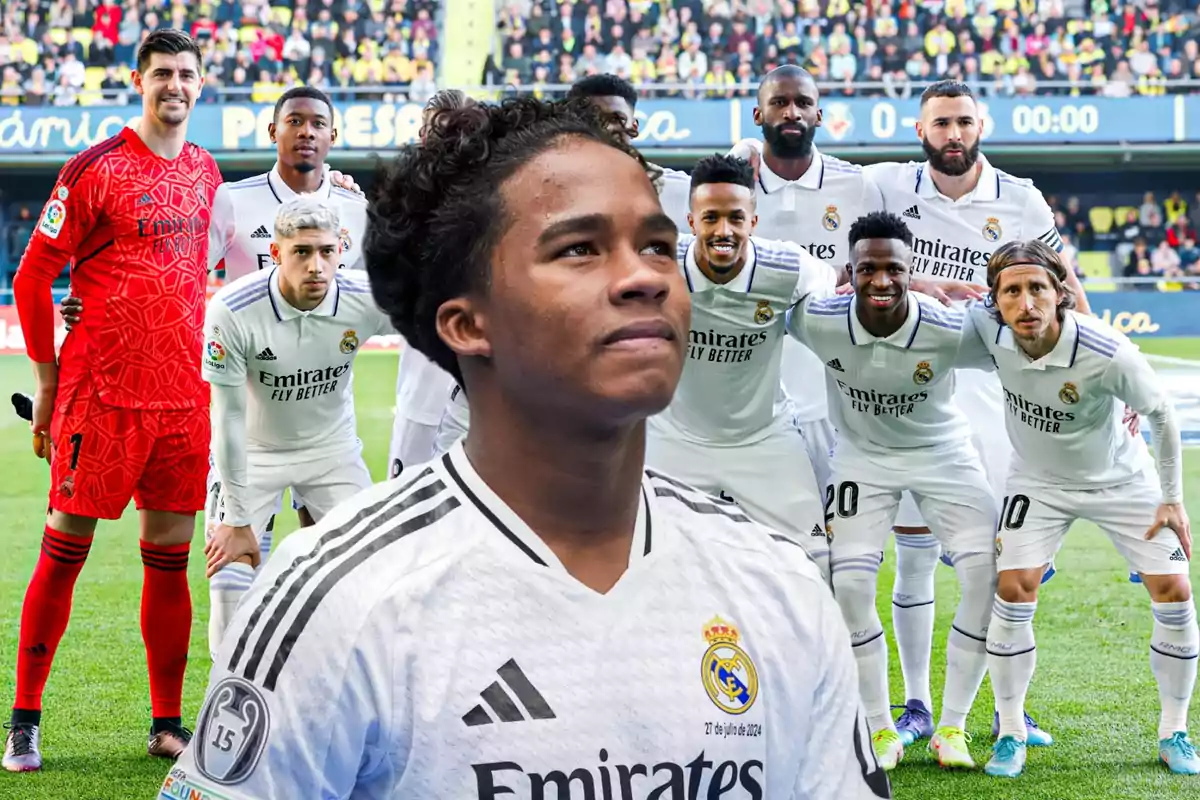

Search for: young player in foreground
xmin=969 ymin=240 xmax=1197 ymax=778
xmin=199 ymin=198 xmax=392 ymax=653
xmin=5 ymin=29 xmax=218 ymax=771
xmin=161 ymin=96 xmax=889 ymax=799
xmin=787 ymin=211 xmax=998 ymax=771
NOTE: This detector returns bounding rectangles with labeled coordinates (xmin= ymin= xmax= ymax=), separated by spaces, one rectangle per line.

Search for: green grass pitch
xmin=1 ymin=340 xmax=1198 ymax=799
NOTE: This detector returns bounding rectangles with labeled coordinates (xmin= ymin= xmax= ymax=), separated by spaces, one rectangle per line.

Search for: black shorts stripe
xmin=443 ymin=453 xmax=547 ymax=566
xmin=259 ymin=496 xmax=460 ymax=690
xmin=652 ymin=486 xmax=753 ymax=524
xmin=227 ymin=467 xmax=437 ymax=674
xmin=62 ymin=136 xmax=125 ymax=188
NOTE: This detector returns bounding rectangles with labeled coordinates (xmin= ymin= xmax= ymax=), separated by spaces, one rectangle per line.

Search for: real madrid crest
xmin=1058 ymin=381 xmax=1080 ymax=404
xmin=995 ymin=537 xmax=1003 ymax=558
xmin=913 ymin=360 xmax=934 ymax=385
xmin=983 ymin=216 xmax=1002 ymax=242
xmin=701 ymin=615 xmax=759 ymax=715
xmin=340 ymin=329 xmax=359 ymax=354
xmin=339 ymin=227 xmax=352 ymax=252
xmin=822 ymin=205 xmax=841 ymax=232
xmin=753 ymin=300 xmax=774 ymax=325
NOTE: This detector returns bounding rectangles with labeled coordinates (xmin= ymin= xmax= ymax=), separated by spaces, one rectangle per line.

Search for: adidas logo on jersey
xmin=1169 ymin=548 xmax=1188 ymax=562
xmin=826 ymin=358 xmax=845 ymax=372
xmin=255 ymin=347 xmax=277 ymax=361
xmin=136 ymin=193 xmax=153 ymax=207
xmin=250 ymin=225 xmax=271 ymax=239
xmin=810 ymin=524 xmax=826 ymax=538
xmin=903 ymin=205 xmax=921 ymax=220
xmin=462 ymin=659 xmax=556 ymax=726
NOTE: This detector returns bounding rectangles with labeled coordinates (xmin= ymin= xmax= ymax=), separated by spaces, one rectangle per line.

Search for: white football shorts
xmin=644 ymin=418 xmax=828 ymax=561
xmin=996 ymin=468 xmax=1189 ymax=577
xmin=828 ymin=438 xmax=997 ymax=560
xmin=205 ymin=449 xmax=373 ymax=551
xmin=894 ymin=369 xmax=1011 ymax=528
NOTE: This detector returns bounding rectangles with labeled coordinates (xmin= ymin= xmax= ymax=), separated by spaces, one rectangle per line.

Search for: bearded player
xmin=6 ymin=29 xmax=219 ymax=771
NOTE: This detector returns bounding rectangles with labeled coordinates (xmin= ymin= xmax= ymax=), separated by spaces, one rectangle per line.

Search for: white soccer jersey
xmin=863 ymin=157 xmax=1062 ymax=286
xmin=202 ymin=268 xmax=392 ymax=466
xmin=786 ymin=293 xmax=995 ymax=455
xmin=969 ymin=306 xmax=1173 ymax=493
xmin=658 ymin=166 xmax=692 ymax=231
xmin=387 ymin=344 xmax=458 ymax=476
xmin=209 ymin=164 xmax=369 ymax=280
xmin=165 ymin=444 xmax=890 ymax=800
xmin=653 ymin=233 xmax=836 ymax=444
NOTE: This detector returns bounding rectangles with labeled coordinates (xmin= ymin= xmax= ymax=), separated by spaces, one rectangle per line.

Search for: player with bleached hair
xmin=967 ymin=239 xmax=1197 ymax=778
xmin=200 ymin=197 xmax=394 ymax=651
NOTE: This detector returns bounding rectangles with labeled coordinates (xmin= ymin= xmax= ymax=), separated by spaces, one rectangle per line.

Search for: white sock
xmin=939 ymin=552 xmax=995 ymax=730
xmin=832 ymin=554 xmax=894 ymax=733
xmin=1151 ymin=600 xmax=1199 ymax=741
xmin=208 ymin=562 xmax=256 ymax=661
xmin=892 ymin=533 xmax=939 ymax=710
xmin=986 ymin=596 xmax=1038 ymax=741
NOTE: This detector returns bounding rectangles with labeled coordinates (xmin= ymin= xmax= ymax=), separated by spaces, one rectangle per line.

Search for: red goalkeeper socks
xmin=139 ymin=540 xmax=192 ymax=719
xmin=13 ymin=527 xmax=93 ymax=713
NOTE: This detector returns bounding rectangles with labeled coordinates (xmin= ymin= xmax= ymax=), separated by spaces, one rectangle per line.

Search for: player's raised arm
xmin=13 ymin=155 xmax=104 ymax=443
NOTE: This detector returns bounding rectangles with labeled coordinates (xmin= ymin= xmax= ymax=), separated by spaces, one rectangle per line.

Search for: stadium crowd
xmin=0 ymin=0 xmax=441 ymax=106
xmin=487 ymin=0 xmax=1200 ymax=97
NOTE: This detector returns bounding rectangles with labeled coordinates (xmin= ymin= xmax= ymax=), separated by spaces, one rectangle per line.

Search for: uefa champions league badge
xmin=193 ymin=676 xmax=271 ymax=785
xmin=701 ymin=615 xmax=759 ymax=717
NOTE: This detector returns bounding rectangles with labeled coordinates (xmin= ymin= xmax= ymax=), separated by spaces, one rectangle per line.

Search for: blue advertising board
xmin=0 ymin=95 xmax=1194 ymax=156
xmin=1089 ymin=291 xmax=1200 ymax=338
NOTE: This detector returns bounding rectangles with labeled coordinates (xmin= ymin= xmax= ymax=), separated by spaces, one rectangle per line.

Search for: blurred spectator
xmin=1125 ymin=238 xmax=1159 ymax=291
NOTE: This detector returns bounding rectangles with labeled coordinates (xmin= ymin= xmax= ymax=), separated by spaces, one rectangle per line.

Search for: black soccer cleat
xmin=11 ymin=393 xmax=33 ymax=422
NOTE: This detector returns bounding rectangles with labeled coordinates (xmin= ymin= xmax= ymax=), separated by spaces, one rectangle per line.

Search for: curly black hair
xmin=689 ymin=154 xmax=754 ymax=197
xmin=567 ymin=74 xmax=638 ymax=110
xmin=363 ymin=95 xmax=653 ymax=387
xmin=847 ymin=211 xmax=914 ymax=251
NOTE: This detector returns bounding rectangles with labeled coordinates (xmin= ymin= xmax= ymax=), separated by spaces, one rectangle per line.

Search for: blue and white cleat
xmin=993 ymin=711 xmax=1053 ymax=747
xmin=893 ymin=700 xmax=934 ymax=746
xmin=1041 ymin=561 xmax=1056 ymax=584
xmin=985 ymin=736 xmax=1027 ymax=778
xmin=1159 ymin=732 xmax=1200 ymax=775
xmin=1130 ymin=572 xmax=1143 ymax=584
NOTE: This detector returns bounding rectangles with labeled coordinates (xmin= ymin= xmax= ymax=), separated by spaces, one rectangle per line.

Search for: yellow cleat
xmin=929 ymin=726 xmax=976 ymax=769
xmin=872 ymin=728 xmax=905 ymax=771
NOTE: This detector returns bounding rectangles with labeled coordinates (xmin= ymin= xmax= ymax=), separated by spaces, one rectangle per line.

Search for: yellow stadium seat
xmin=270 ymin=6 xmax=292 ymax=26
xmin=1077 ymin=251 xmax=1116 ymax=292
xmin=78 ymin=90 xmax=104 ymax=106
xmin=1112 ymin=205 xmax=1137 ymax=226
xmin=84 ymin=67 xmax=106 ymax=90
xmin=1087 ymin=206 xmax=1113 ymax=235
xmin=50 ymin=29 xmax=68 ymax=46
xmin=72 ymin=28 xmax=93 ymax=48
xmin=239 ymin=26 xmax=263 ymax=43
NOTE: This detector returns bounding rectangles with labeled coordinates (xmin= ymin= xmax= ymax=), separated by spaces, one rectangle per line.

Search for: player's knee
xmin=996 ymin=568 xmax=1041 ymax=604
xmin=1143 ymin=573 xmax=1193 ymax=604
xmin=831 ymin=556 xmax=883 ymax=640
xmin=139 ymin=510 xmax=196 ymax=546
xmin=47 ymin=508 xmax=98 ymax=537
xmin=952 ymin=551 xmax=998 ymax=632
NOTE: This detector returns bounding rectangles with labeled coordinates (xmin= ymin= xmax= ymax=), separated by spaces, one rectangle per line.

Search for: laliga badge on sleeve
xmin=39 ymin=199 xmax=67 ymax=240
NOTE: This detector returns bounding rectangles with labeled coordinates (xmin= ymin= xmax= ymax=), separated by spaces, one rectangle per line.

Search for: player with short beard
xmin=967 ymin=240 xmax=1196 ymax=778
xmin=863 ymin=80 xmax=1077 ymax=748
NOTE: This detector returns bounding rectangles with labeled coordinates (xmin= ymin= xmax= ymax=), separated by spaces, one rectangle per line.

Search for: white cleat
xmin=2 ymin=723 xmax=42 ymax=772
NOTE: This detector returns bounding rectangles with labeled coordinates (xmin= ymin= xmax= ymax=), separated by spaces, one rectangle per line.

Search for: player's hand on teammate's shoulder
xmin=205 ymin=523 xmax=261 ymax=578
xmin=328 ymin=170 xmax=363 ymax=196
xmin=911 ymin=278 xmax=986 ymax=306
xmin=60 ymin=294 xmax=82 ymax=330
xmin=1146 ymin=503 xmax=1192 ymax=561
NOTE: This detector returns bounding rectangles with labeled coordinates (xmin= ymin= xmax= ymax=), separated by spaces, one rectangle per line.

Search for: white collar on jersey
xmin=756 ymin=145 xmax=825 ymax=194
xmin=438 ymin=441 xmax=657 ymax=578
xmin=994 ymin=312 xmax=1080 ymax=369
xmin=682 ymin=237 xmax=758 ymax=294
xmin=265 ymin=162 xmax=332 ymax=203
xmin=847 ymin=293 xmax=923 ymax=348
xmin=915 ymin=154 xmax=1000 ymax=203
xmin=265 ymin=265 xmax=341 ymax=321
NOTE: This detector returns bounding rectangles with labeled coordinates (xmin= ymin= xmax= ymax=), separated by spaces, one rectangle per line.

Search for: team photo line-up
xmin=1 ymin=26 xmax=1194 ymax=799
